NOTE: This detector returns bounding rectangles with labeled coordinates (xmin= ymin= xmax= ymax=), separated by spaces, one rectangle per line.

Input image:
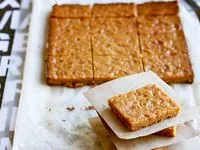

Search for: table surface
xmin=0 ymin=0 xmax=199 ymax=149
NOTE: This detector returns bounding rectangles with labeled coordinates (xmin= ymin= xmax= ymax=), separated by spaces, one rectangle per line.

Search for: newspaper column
xmin=0 ymin=0 xmax=31 ymax=149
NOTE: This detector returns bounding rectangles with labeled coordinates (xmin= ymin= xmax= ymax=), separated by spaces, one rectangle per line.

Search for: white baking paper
xmin=89 ymin=117 xmax=200 ymax=150
xmin=84 ymin=71 xmax=200 ymax=139
xmin=89 ymin=117 xmax=117 ymax=150
xmin=13 ymin=0 xmax=200 ymax=149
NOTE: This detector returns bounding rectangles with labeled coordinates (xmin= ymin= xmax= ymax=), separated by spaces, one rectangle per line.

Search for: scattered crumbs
xmin=62 ymin=119 xmax=66 ymax=122
xmin=84 ymin=105 xmax=95 ymax=111
xmin=66 ymin=106 xmax=75 ymax=111
xmin=48 ymin=108 xmax=52 ymax=111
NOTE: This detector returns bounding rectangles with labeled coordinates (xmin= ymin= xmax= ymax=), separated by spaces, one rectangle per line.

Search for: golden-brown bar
xmin=138 ymin=32 xmax=194 ymax=83
xmin=138 ymin=1 xmax=179 ymax=16
xmin=108 ymin=84 xmax=180 ymax=131
xmin=92 ymin=3 xmax=136 ymax=18
xmin=51 ymin=4 xmax=91 ymax=18
xmin=46 ymin=18 xmax=93 ymax=87
xmin=156 ymin=126 xmax=176 ymax=137
xmin=137 ymin=16 xmax=194 ymax=83
xmin=91 ymin=18 xmax=143 ymax=84
xmin=46 ymin=56 xmax=93 ymax=87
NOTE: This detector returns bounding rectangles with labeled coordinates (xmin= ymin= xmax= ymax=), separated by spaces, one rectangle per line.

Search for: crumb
xmin=48 ymin=108 xmax=52 ymax=111
xmin=62 ymin=119 xmax=66 ymax=122
xmin=84 ymin=105 xmax=95 ymax=110
xmin=66 ymin=106 xmax=75 ymax=111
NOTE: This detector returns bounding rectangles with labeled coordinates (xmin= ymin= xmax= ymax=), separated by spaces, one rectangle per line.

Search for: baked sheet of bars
xmin=13 ymin=0 xmax=200 ymax=150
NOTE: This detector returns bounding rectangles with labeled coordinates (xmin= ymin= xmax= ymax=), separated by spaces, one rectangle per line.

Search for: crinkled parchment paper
xmin=89 ymin=117 xmax=200 ymax=150
xmin=84 ymin=71 xmax=200 ymax=139
xmin=13 ymin=0 xmax=200 ymax=149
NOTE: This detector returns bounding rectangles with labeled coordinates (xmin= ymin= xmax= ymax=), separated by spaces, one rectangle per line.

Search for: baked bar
xmin=46 ymin=56 xmax=93 ymax=87
xmin=156 ymin=126 xmax=176 ymax=137
xmin=91 ymin=18 xmax=143 ymax=84
xmin=108 ymin=84 xmax=180 ymax=131
xmin=92 ymin=3 xmax=136 ymax=18
xmin=51 ymin=4 xmax=91 ymax=18
xmin=137 ymin=16 xmax=194 ymax=83
xmin=140 ymin=32 xmax=194 ymax=83
xmin=46 ymin=18 xmax=93 ymax=87
xmin=138 ymin=1 xmax=179 ymax=16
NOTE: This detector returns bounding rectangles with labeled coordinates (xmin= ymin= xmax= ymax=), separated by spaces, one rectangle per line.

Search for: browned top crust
xmin=138 ymin=1 xmax=179 ymax=16
xmin=48 ymin=18 xmax=91 ymax=57
xmin=156 ymin=126 xmax=176 ymax=137
xmin=51 ymin=4 xmax=91 ymax=18
xmin=108 ymin=84 xmax=180 ymax=131
xmin=92 ymin=3 xmax=137 ymax=18
xmin=137 ymin=15 xmax=182 ymax=34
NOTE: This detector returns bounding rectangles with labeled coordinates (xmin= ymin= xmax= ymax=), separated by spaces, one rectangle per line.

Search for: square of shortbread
xmin=108 ymin=84 xmax=180 ymax=131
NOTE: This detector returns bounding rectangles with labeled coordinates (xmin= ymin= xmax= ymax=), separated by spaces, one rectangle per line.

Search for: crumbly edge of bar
xmin=156 ymin=126 xmax=176 ymax=137
xmin=92 ymin=3 xmax=137 ymax=18
xmin=161 ymin=73 xmax=194 ymax=84
xmin=108 ymin=99 xmax=136 ymax=131
xmin=46 ymin=78 xmax=95 ymax=88
xmin=137 ymin=1 xmax=179 ymax=16
xmin=51 ymin=4 xmax=91 ymax=18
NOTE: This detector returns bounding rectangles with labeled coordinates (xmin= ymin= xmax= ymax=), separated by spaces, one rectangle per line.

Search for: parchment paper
xmin=89 ymin=117 xmax=200 ymax=150
xmin=84 ymin=71 xmax=200 ymax=139
xmin=89 ymin=117 xmax=117 ymax=150
xmin=13 ymin=0 xmax=200 ymax=149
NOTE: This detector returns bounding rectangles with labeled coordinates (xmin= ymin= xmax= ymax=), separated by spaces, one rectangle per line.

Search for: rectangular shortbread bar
xmin=139 ymin=32 xmax=194 ymax=83
xmin=92 ymin=3 xmax=136 ymax=18
xmin=51 ymin=4 xmax=91 ymax=18
xmin=46 ymin=18 xmax=93 ymax=87
xmin=138 ymin=1 xmax=179 ymax=16
xmin=91 ymin=18 xmax=143 ymax=84
xmin=108 ymin=84 xmax=180 ymax=131
xmin=137 ymin=16 xmax=194 ymax=83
